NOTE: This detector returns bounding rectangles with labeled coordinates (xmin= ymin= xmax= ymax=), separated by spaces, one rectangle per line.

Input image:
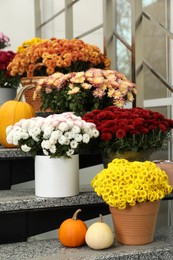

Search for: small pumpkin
xmin=85 ymin=214 xmax=114 ymax=250
xmin=58 ymin=209 xmax=87 ymax=247
xmin=0 ymin=85 xmax=36 ymax=147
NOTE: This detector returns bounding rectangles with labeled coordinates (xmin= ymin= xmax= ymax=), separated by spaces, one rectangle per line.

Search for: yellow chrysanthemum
xmin=91 ymin=159 xmax=172 ymax=209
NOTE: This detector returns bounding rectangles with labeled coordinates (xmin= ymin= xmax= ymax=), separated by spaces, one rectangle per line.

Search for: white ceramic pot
xmin=35 ymin=154 xmax=79 ymax=197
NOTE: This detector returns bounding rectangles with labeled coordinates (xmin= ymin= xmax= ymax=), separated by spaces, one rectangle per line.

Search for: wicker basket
xmin=21 ymin=76 xmax=46 ymax=112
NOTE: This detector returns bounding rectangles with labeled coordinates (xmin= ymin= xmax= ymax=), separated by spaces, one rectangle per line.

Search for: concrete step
xmin=0 ymin=226 xmax=172 ymax=260
xmin=0 ymin=186 xmax=109 ymax=244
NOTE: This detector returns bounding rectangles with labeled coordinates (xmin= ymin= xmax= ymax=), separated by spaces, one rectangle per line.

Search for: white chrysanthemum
xmin=32 ymin=126 xmax=41 ymax=136
xmin=12 ymin=131 xmax=23 ymax=143
xmin=6 ymin=125 xmax=13 ymax=135
xmin=12 ymin=139 xmax=19 ymax=146
xmin=50 ymin=145 xmax=56 ymax=154
xmin=6 ymin=132 xmax=13 ymax=144
xmin=74 ymin=134 xmax=83 ymax=142
xmin=11 ymin=125 xmax=22 ymax=132
xmin=43 ymin=126 xmax=54 ymax=139
xmin=28 ymin=127 xmax=40 ymax=141
xmin=93 ymin=129 xmax=99 ymax=138
xmin=74 ymin=120 xmax=83 ymax=128
xmin=5 ymin=112 xmax=99 ymax=158
xmin=58 ymin=135 xmax=68 ymax=145
xmin=89 ymin=129 xmax=99 ymax=138
xmin=35 ymin=117 xmax=45 ymax=127
xmin=32 ymin=135 xmax=40 ymax=142
xmin=70 ymin=140 xmax=78 ymax=149
xmin=49 ymin=136 xmax=57 ymax=145
xmin=58 ymin=122 xmax=69 ymax=132
xmin=21 ymin=119 xmax=30 ymax=130
xmin=41 ymin=140 xmax=52 ymax=149
xmin=64 ymin=131 xmax=73 ymax=139
xmin=64 ymin=139 xmax=70 ymax=145
xmin=27 ymin=119 xmax=38 ymax=130
xmin=51 ymin=130 xmax=62 ymax=139
xmin=20 ymin=132 xmax=29 ymax=140
xmin=21 ymin=144 xmax=31 ymax=152
xmin=66 ymin=119 xmax=74 ymax=128
xmin=82 ymin=133 xmax=90 ymax=143
xmin=43 ymin=149 xmax=49 ymax=156
xmin=66 ymin=149 xmax=75 ymax=157
xmin=83 ymin=122 xmax=95 ymax=131
xmin=72 ymin=125 xmax=81 ymax=134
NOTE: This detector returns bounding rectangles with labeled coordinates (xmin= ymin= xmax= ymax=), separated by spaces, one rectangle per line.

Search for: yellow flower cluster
xmin=17 ymin=37 xmax=44 ymax=53
xmin=91 ymin=159 xmax=172 ymax=209
xmin=7 ymin=38 xmax=111 ymax=77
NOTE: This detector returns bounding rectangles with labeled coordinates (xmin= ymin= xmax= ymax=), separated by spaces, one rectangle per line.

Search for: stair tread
xmin=0 ymin=226 xmax=172 ymax=260
xmin=0 ymin=185 xmax=104 ymax=212
xmin=0 ymin=146 xmax=32 ymax=159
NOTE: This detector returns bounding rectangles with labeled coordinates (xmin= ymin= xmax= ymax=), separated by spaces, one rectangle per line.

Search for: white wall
xmin=41 ymin=0 xmax=104 ymax=51
xmin=0 ymin=0 xmax=35 ymax=52
xmin=0 ymin=0 xmax=103 ymax=51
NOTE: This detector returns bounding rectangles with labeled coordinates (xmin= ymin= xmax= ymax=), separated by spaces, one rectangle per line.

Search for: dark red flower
xmin=116 ymin=129 xmax=126 ymax=138
xmin=0 ymin=50 xmax=20 ymax=88
xmin=101 ymin=132 xmax=113 ymax=141
xmin=133 ymin=118 xmax=145 ymax=126
xmin=159 ymin=124 xmax=167 ymax=132
xmin=97 ymin=111 xmax=115 ymax=121
xmin=139 ymin=127 xmax=149 ymax=134
xmin=82 ymin=105 xmax=173 ymax=154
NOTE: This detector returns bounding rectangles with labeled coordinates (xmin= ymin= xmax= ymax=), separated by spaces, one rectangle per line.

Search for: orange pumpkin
xmin=0 ymin=85 xmax=36 ymax=147
xmin=58 ymin=209 xmax=87 ymax=247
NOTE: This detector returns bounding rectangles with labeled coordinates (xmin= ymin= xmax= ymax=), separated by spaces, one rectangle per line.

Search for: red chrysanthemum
xmin=101 ymin=132 xmax=113 ymax=141
xmin=116 ymin=129 xmax=126 ymax=138
xmin=82 ymin=105 xmax=173 ymax=154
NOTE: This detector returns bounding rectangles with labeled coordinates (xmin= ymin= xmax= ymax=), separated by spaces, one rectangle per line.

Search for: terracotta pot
xmin=109 ymin=200 xmax=160 ymax=245
xmin=154 ymin=160 xmax=173 ymax=187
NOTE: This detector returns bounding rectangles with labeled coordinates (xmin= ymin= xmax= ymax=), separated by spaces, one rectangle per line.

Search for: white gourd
xmin=85 ymin=214 xmax=114 ymax=250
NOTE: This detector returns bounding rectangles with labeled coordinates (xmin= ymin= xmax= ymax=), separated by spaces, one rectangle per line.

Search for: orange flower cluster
xmin=7 ymin=38 xmax=111 ymax=78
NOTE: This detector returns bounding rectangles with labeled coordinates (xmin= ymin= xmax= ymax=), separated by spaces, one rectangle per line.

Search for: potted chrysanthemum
xmin=33 ymin=68 xmax=136 ymax=116
xmin=6 ymin=112 xmax=99 ymax=198
xmin=91 ymin=158 xmax=172 ymax=245
xmin=82 ymin=106 xmax=173 ymax=165
xmin=0 ymin=50 xmax=20 ymax=105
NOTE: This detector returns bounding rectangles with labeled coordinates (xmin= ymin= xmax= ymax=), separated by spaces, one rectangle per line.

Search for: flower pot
xmin=0 ymin=88 xmax=16 ymax=105
xmin=35 ymin=154 xmax=79 ymax=197
xmin=154 ymin=160 xmax=173 ymax=187
xmin=109 ymin=200 xmax=160 ymax=245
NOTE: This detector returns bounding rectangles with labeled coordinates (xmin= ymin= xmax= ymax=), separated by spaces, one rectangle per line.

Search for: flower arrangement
xmin=82 ymin=106 xmax=173 ymax=155
xmin=33 ymin=68 xmax=136 ymax=115
xmin=0 ymin=50 xmax=20 ymax=88
xmin=7 ymin=38 xmax=111 ymax=78
xmin=0 ymin=32 xmax=10 ymax=49
xmin=6 ymin=112 xmax=99 ymax=158
xmin=91 ymin=158 xmax=172 ymax=209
